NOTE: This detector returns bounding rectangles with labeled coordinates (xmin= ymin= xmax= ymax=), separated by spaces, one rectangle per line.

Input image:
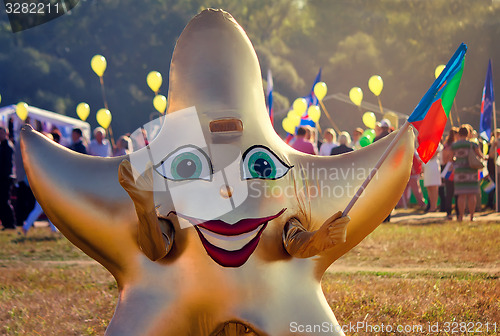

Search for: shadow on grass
xmin=12 ymin=235 xmax=60 ymax=244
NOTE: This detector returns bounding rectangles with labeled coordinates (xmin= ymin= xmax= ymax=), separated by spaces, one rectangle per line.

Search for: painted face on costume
xmin=128 ymin=108 xmax=293 ymax=267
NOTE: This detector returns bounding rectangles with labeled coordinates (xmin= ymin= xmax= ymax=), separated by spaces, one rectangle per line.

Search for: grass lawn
xmin=1 ymin=219 xmax=499 ymax=335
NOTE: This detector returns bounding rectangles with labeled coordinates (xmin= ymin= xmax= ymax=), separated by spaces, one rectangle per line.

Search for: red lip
xmin=173 ymin=209 xmax=286 ymax=267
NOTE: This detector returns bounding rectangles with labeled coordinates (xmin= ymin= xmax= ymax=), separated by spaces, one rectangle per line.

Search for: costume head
xmin=21 ymin=9 xmax=414 ymax=335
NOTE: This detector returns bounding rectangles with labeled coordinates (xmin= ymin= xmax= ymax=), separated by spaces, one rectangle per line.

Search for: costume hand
xmin=119 ymin=160 xmax=168 ymax=261
xmin=118 ymin=160 xmax=155 ymax=213
xmin=312 ymin=211 xmax=349 ymax=251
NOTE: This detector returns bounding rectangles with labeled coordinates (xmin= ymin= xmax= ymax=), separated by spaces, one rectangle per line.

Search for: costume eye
xmin=241 ymin=146 xmax=291 ymax=180
xmin=155 ymin=145 xmax=212 ymax=181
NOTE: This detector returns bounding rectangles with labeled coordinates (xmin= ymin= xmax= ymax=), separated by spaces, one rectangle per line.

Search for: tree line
xmin=0 ymin=0 xmax=499 ymax=137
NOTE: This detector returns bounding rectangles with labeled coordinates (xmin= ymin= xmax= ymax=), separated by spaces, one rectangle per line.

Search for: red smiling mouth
xmin=173 ymin=209 xmax=286 ymax=267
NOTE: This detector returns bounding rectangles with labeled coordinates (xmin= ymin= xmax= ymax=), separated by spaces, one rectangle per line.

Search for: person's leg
xmin=22 ymin=202 xmax=44 ymax=235
xmin=445 ymin=179 xmax=454 ymax=216
xmin=0 ymin=179 xmax=16 ymax=229
xmin=457 ymin=194 xmax=465 ymax=221
xmin=48 ymin=220 xmax=58 ymax=233
xmin=15 ymin=182 xmax=36 ymax=227
xmin=438 ymin=184 xmax=446 ymax=212
xmin=468 ymin=194 xmax=477 ymax=221
xmin=409 ymin=177 xmax=426 ymax=207
xmin=427 ymin=186 xmax=439 ymax=211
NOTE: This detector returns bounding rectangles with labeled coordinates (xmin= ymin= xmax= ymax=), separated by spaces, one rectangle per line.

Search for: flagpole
xmin=318 ymin=99 xmax=341 ymax=133
xmin=343 ymin=121 xmax=411 ymax=216
xmin=493 ymin=100 xmax=498 ymax=212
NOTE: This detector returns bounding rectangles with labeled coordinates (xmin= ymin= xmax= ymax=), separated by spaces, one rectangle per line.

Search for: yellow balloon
xmin=16 ymin=102 xmax=28 ymax=121
xmin=282 ymin=118 xmax=295 ymax=134
xmin=383 ymin=112 xmax=398 ymax=129
xmin=0 ymin=94 xmax=2 ymax=104
xmin=147 ymin=71 xmax=163 ymax=93
xmin=292 ymin=98 xmax=307 ymax=116
xmin=76 ymin=102 xmax=90 ymax=121
xmin=307 ymin=105 xmax=321 ymax=123
xmin=435 ymin=64 xmax=445 ymax=79
xmin=362 ymin=112 xmax=376 ymax=129
xmin=313 ymin=82 xmax=328 ymax=101
xmin=368 ymin=75 xmax=383 ymax=96
xmin=289 ymin=114 xmax=301 ymax=127
xmin=287 ymin=110 xmax=298 ymax=119
xmin=153 ymin=94 xmax=167 ymax=114
xmin=96 ymin=108 xmax=112 ymax=129
xmin=349 ymin=87 xmax=363 ymax=106
xmin=91 ymin=55 xmax=107 ymax=77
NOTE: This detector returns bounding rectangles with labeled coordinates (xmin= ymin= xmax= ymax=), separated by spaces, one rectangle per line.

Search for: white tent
xmin=0 ymin=104 xmax=91 ymax=145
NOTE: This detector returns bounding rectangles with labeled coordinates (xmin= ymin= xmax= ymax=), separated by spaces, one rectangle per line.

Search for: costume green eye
xmin=155 ymin=145 xmax=212 ymax=181
xmin=241 ymin=146 xmax=291 ymax=180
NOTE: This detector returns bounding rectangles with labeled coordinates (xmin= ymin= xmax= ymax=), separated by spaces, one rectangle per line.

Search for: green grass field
xmin=1 ymin=220 xmax=499 ymax=335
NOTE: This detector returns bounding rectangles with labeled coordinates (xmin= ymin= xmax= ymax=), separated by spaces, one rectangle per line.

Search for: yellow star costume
xmin=21 ymin=9 xmax=414 ymax=336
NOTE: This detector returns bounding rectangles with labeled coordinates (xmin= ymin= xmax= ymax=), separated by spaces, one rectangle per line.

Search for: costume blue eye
xmin=155 ymin=145 xmax=212 ymax=181
xmin=241 ymin=146 xmax=291 ymax=180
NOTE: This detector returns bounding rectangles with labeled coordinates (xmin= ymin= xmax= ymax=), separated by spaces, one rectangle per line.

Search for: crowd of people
xmin=289 ymin=120 xmax=498 ymax=222
xmin=0 ymin=117 xmax=497 ymax=232
xmin=0 ymin=122 xmax=136 ymax=233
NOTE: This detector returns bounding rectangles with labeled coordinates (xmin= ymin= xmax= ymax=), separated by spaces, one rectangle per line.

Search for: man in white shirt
xmin=88 ymin=127 xmax=112 ymax=157
xmin=318 ymin=128 xmax=338 ymax=156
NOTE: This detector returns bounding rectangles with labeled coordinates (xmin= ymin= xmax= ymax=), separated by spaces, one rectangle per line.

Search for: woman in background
xmin=452 ymin=126 xmax=486 ymax=221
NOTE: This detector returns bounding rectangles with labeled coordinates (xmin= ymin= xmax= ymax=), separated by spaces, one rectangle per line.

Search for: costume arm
xmin=283 ymin=211 xmax=349 ymax=258
xmin=119 ymin=160 xmax=173 ymax=261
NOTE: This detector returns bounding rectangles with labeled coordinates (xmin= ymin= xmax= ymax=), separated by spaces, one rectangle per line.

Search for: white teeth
xmin=198 ymin=224 xmax=264 ymax=251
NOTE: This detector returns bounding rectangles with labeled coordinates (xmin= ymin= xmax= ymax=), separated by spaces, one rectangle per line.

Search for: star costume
xmin=21 ymin=9 xmax=414 ymax=335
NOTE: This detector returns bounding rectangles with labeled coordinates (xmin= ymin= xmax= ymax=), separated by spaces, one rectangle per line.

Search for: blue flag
xmin=480 ymin=60 xmax=495 ymax=141
xmin=303 ymin=68 xmax=322 ymax=108
xmin=266 ymin=69 xmax=274 ymax=125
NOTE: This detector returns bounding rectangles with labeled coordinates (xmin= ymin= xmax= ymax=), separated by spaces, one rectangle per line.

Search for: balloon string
xmin=343 ymin=121 xmax=410 ymax=217
xmin=99 ymin=76 xmax=116 ymax=148
xmin=318 ymin=100 xmax=341 ymax=134
xmin=377 ymin=96 xmax=384 ymax=114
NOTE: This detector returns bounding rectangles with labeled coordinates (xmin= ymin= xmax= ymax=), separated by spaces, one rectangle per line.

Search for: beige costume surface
xmin=21 ymin=9 xmax=414 ymax=336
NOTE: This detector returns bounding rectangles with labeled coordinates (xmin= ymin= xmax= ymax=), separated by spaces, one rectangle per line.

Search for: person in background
xmin=50 ymin=127 xmax=62 ymax=145
xmin=0 ymin=127 xmax=16 ymax=230
xmin=400 ymin=152 xmax=427 ymax=210
xmin=113 ymin=135 xmax=132 ymax=157
xmin=423 ymin=144 xmax=443 ymax=212
xmin=352 ymin=127 xmax=364 ymax=150
xmin=373 ymin=119 xmax=391 ymax=142
xmin=440 ymin=128 xmax=458 ymax=219
xmin=307 ymin=126 xmax=320 ymax=152
xmin=318 ymin=128 xmax=338 ymax=156
xmin=291 ymin=127 xmax=317 ymax=155
xmin=14 ymin=126 xmax=36 ymax=228
xmin=69 ymin=128 xmax=88 ymax=154
xmin=89 ymin=127 xmax=112 ymax=157
xmin=486 ymin=129 xmax=500 ymax=209
xmin=330 ymin=131 xmax=353 ymax=155
xmin=452 ymin=126 xmax=486 ymax=221
xmin=22 ymin=133 xmax=58 ymax=236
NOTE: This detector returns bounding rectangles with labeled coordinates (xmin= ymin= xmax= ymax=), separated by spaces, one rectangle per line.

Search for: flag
xmin=298 ymin=68 xmax=321 ymax=127
xmin=408 ymin=43 xmax=467 ymax=163
xmin=440 ymin=162 xmax=453 ymax=179
xmin=479 ymin=60 xmax=495 ymax=141
xmin=266 ymin=69 xmax=274 ymax=125
xmin=303 ymin=68 xmax=322 ymax=109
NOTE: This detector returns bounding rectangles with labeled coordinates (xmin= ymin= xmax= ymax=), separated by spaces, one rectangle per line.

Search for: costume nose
xmin=220 ymin=185 xmax=233 ymax=199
